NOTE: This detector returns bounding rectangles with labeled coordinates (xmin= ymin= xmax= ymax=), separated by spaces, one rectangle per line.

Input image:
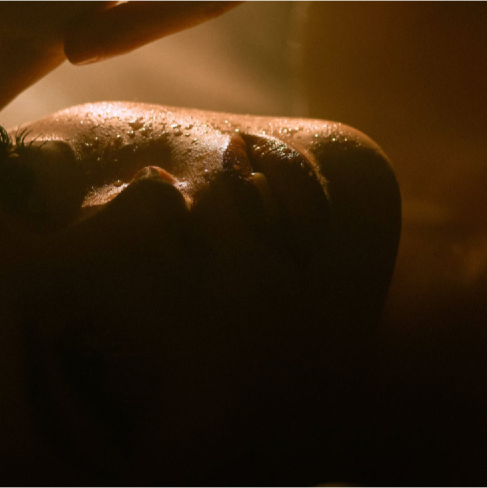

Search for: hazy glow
xmin=1 ymin=3 xmax=301 ymax=129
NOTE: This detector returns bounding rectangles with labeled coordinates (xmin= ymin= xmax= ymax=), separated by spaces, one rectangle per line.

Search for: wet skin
xmin=0 ymin=103 xmax=400 ymax=485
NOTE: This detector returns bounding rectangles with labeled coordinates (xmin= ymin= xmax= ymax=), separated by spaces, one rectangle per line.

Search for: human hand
xmin=0 ymin=2 xmax=242 ymax=110
xmin=0 ymin=2 xmax=115 ymax=45
xmin=0 ymin=2 xmax=115 ymax=110
xmin=63 ymin=1 xmax=243 ymax=65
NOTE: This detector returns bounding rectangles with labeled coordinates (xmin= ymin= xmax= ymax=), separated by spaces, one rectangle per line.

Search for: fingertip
xmin=64 ymin=23 xmax=106 ymax=65
xmin=64 ymin=1 xmax=244 ymax=65
xmin=64 ymin=3 xmax=132 ymax=65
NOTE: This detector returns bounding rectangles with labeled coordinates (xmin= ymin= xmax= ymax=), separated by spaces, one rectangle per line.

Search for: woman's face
xmin=0 ymin=103 xmax=400 ymax=485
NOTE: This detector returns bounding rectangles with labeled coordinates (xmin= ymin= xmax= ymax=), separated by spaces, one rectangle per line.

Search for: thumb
xmin=64 ymin=1 xmax=243 ymax=65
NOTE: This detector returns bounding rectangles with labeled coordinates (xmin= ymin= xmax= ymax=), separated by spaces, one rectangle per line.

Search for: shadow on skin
xmin=0 ymin=103 xmax=400 ymax=485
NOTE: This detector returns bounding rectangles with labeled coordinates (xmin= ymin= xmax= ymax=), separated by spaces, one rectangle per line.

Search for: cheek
xmin=18 ymin=163 xmax=329 ymax=480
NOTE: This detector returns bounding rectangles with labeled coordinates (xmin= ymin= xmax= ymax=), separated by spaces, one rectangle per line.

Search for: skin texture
xmin=1 ymin=3 xmax=485 ymax=485
xmin=0 ymin=2 xmax=242 ymax=110
xmin=64 ymin=2 xmax=244 ymax=65
xmin=0 ymin=103 xmax=400 ymax=485
xmin=0 ymin=2 xmax=115 ymax=110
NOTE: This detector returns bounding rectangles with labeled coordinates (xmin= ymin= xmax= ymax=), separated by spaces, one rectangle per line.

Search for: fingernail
xmin=64 ymin=41 xmax=105 ymax=66
xmin=64 ymin=34 xmax=104 ymax=66
xmin=70 ymin=54 xmax=102 ymax=66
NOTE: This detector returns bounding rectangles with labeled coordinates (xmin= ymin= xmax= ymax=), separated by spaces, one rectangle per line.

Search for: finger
xmin=64 ymin=1 xmax=243 ymax=65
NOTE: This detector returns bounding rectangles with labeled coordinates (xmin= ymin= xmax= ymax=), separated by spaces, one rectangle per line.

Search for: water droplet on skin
xmin=116 ymin=134 xmax=121 ymax=139
xmin=193 ymin=138 xmax=198 ymax=143
xmin=171 ymin=123 xmax=180 ymax=129
xmin=234 ymin=129 xmax=240 ymax=133
xmin=184 ymin=133 xmax=190 ymax=137
xmin=174 ymin=130 xmax=183 ymax=137
xmin=314 ymin=134 xmax=319 ymax=138
xmin=127 ymin=130 xmax=135 ymax=137
xmin=80 ymin=120 xmax=84 ymax=125
xmin=114 ymin=180 xmax=123 ymax=187
xmin=129 ymin=118 xmax=144 ymax=131
xmin=184 ymin=124 xmax=193 ymax=130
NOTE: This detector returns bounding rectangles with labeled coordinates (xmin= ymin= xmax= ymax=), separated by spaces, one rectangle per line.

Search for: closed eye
xmin=0 ymin=141 xmax=85 ymax=231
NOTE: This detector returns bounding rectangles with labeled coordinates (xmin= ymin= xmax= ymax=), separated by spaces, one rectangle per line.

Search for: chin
xmin=0 ymin=102 xmax=400 ymax=485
